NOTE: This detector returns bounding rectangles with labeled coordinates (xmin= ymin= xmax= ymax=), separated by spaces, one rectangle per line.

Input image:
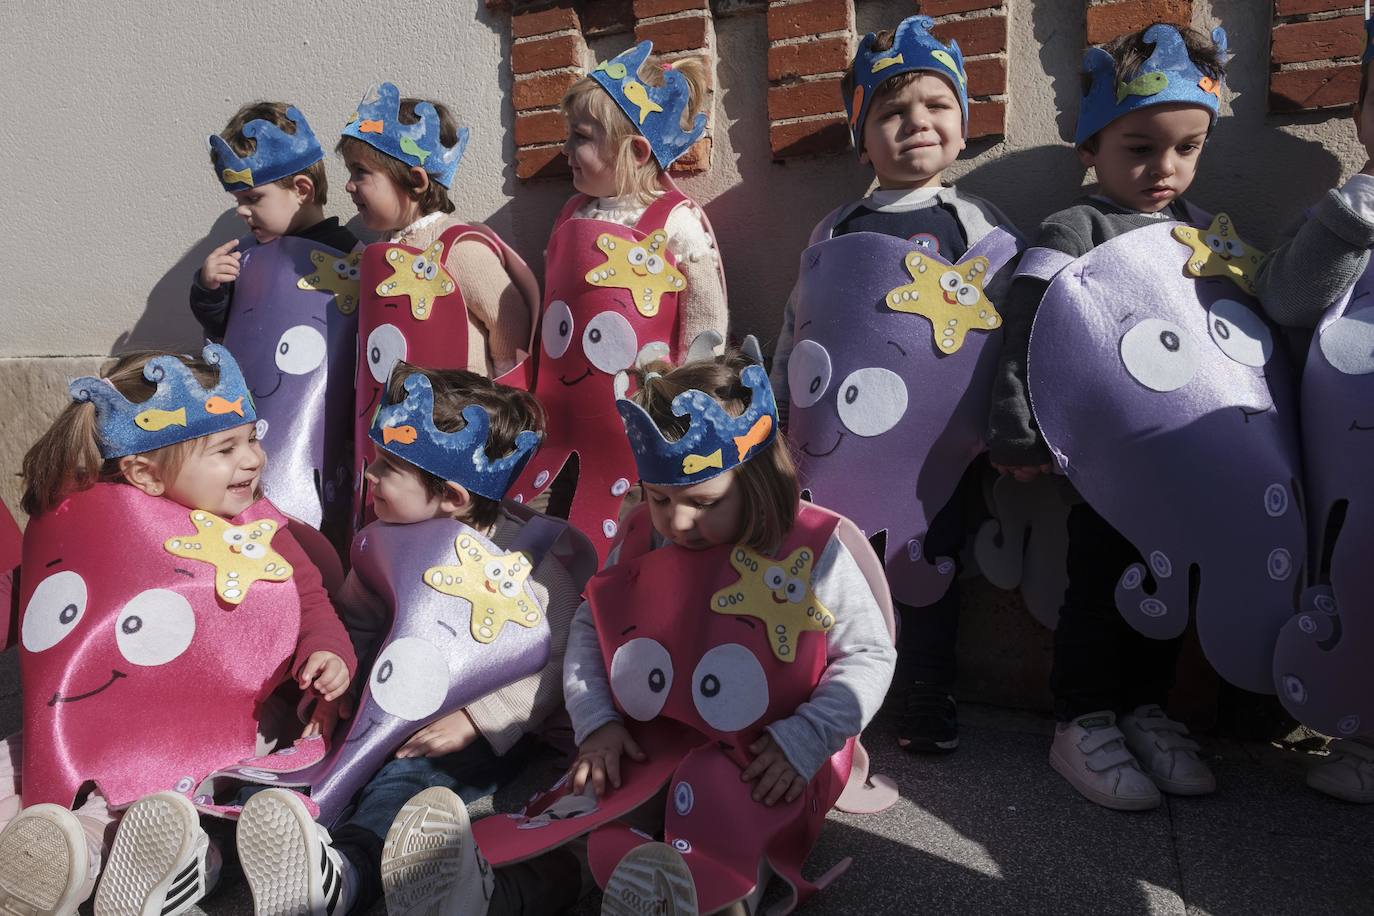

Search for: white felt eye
xmin=645 ymin=255 xmax=665 ymax=275
xmin=628 ymin=247 xmax=648 ymax=267
xmin=348 ymin=265 xmax=360 ymax=280
xmin=411 ymin=255 xmax=427 ymax=277
xmin=1319 ymin=310 xmax=1374 ymax=375
xmin=956 ymin=283 xmax=979 ymax=306
xmin=223 ymin=529 xmax=247 ymax=546
xmin=369 ymin=637 xmax=448 ymax=721
xmin=763 ymin=566 xmax=785 ymax=590
xmin=784 ymin=577 xmax=805 ymax=604
xmin=484 ymin=560 xmax=505 ymax=581
xmin=1120 ymin=319 xmax=1198 ymax=392
xmin=692 ymin=644 xmax=769 ymax=733
xmin=333 ymin=258 xmax=349 ymax=275
xmin=836 ymin=367 xmax=908 ymax=437
xmin=542 ymin=300 xmax=574 ymax=360
xmin=115 ymin=589 xmax=196 ymax=667
xmin=1207 ymin=299 xmax=1273 ymax=367
xmin=21 ymin=571 xmax=88 ymax=654
xmin=1205 ymin=235 xmax=1224 ymax=253
xmin=939 ymin=271 xmax=961 ymax=292
xmin=425 ymin=261 xmax=439 ymax=282
xmin=1225 ymin=239 xmax=1245 ymax=257
xmin=499 ymin=578 xmax=520 ymax=598
xmin=583 ymin=311 xmax=638 ymax=375
xmin=275 ymin=325 xmax=327 ymax=376
xmin=367 ymin=324 xmax=408 ymax=384
xmin=241 ymin=542 xmax=266 ymax=560
xmin=610 ymin=637 xmax=674 ymax=721
xmin=787 ymin=340 xmax=831 ymax=410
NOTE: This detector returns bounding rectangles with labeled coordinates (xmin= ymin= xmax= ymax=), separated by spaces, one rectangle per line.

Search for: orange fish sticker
xmin=849 ymin=86 xmax=865 ymax=130
xmin=204 ymin=396 xmax=244 ymax=417
xmin=1198 ymin=76 xmax=1221 ymax=99
xmin=382 ymin=425 xmax=418 ymax=445
xmin=360 ymin=119 xmax=384 ymax=133
xmin=732 ymin=414 xmax=773 ymax=462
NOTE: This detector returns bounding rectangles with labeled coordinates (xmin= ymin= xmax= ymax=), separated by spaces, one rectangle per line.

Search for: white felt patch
xmin=274 ymin=324 xmax=328 ymax=376
xmin=115 ymin=589 xmax=196 ymax=667
xmin=1119 ymin=318 xmax=1198 ymax=392
xmin=366 ymin=323 xmax=408 ymax=384
xmin=686 ymin=330 xmax=723 ymax=362
xmin=583 ymin=310 xmax=638 ymax=375
xmin=369 ymin=636 xmax=448 ymax=721
xmin=1319 ymin=310 xmax=1374 ymax=375
xmin=610 ymin=637 xmax=674 ymax=721
xmin=542 ymin=300 xmax=574 ymax=360
xmin=835 ymin=366 xmax=908 ymax=437
xmin=691 ymin=643 xmax=768 ymax=732
xmin=21 ymin=570 xmax=88 ymax=654
xmin=788 ymin=339 xmax=832 ymax=409
xmin=1207 ymin=299 xmax=1272 ymax=368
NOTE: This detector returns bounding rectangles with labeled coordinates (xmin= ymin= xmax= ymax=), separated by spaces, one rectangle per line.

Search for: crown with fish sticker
xmin=69 ymin=344 xmax=257 ymax=459
xmin=341 ymin=83 xmax=469 ymax=188
xmin=208 ymin=106 xmax=325 ymax=192
xmin=847 ymin=15 xmax=969 ymax=147
xmin=589 ymin=40 xmax=707 ymax=168
xmin=616 ymin=355 xmax=779 ymax=487
xmin=369 ymin=373 xmax=540 ymax=499
xmin=1075 ymin=24 xmax=1227 ymax=146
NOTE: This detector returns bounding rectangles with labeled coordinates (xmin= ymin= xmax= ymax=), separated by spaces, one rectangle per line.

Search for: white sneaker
xmin=382 ymin=787 xmax=493 ymax=916
xmin=601 ymin=842 xmax=699 ymax=916
xmin=1307 ymin=737 xmax=1374 ymax=804
xmin=93 ymin=792 xmax=212 ymax=916
xmin=0 ymin=804 xmax=94 ymax=916
xmin=237 ymin=788 xmax=354 ymax=916
xmin=1119 ymin=704 xmax=1216 ymax=796
xmin=1049 ymin=711 xmax=1161 ymax=811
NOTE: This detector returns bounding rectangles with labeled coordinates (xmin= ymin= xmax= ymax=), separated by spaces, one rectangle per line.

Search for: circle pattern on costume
xmin=1337 ymin=714 xmax=1360 ymax=735
xmin=1120 ymin=318 xmax=1198 ymax=392
xmin=21 ymin=571 xmax=88 ymax=653
xmin=611 ymin=478 xmax=631 ymax=497
xmin=835 ymin=367 xmax=908 ymax=437
xmin=369 ymin=637 xmax=448 ymax=721
xmin=1267 ymin=548 xmax=1293 ymax=581
xmin=674 ymin=781 xmax=694 ymax=816
xmin=691 ymin=643 xmax=769 ymax=732
xmin=610 ymin=637 xmax=674 ymax=721
xmin=672 ymin=838 xmax=692 ymax=854
xmin=274 ymin=325 xmax=328 ymax=376
xmin=788 ymin=340 xmax=832 ymax=410
xmin=543 ymin=300 xmax=575 ymax=360
xmin=115 ymin=589 xmax=196 ymax=667
xmin=582 ymin=311 xmax=638 ymax=375
xmin=1280 ymin=673 xmax=1306 ymax=705
xmin=255 ymin=418 xmax=269 ymax=440
xmin=1319 ymin=309 xmax=1374 ymax=375
xmin=1206 ymin=299 xmax=1273 ymax=368
xmin=366 ymin=324 xmax=408 ymax=385
xmin=1263 ymin=484 xmax=1288 ymax=517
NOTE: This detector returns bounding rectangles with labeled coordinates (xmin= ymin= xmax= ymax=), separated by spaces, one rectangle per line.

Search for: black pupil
xmin=371 ymin=346 xmax=381 ymax=364
xmin=1160 ymin=331 xmax=1180 ymax=352
xmin=1213 ymin=319 xmax=1231 ymax=340
xmin=122 ymin=616 xmax=142 ymax=635
xmin=279 ymin=342 xmax=289 ymax=355
xmin=844 ymin=385 xmax=859 ymax=405
xmin=378 ymin=660 xmax=393 ymax=683
xmin=809 ymin=377 xmax=821 ymax=394
xmin=590 ymin=329 xmax=602 ymax=343
xmin=559 ymin=319 xmax=569 ymax=336
xmin=700 ymin=674 xmax=720 ymax=698
xmin=60 ymin=603 xmax=77 ymax=624
xmin=648 ymin=668 xmax=666 ymax=693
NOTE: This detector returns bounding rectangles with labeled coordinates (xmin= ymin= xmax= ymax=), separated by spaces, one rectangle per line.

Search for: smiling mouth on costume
xmin=357 ymin=387 xmax=379 ymax=419
xmin=253 ymin=372 xmax=284 ymax=400
xmin=48 ymin=669 xmax=126 ymax=707
xmin=560 ymin=368 xmax=593 ymax=386
xmin=344 ymin=717 xmax=380 ymax=745
xmin=1350 ymin=419 xmax=1374 ymax=432
xmin=801 ymin=431 xmax=844 ymax=457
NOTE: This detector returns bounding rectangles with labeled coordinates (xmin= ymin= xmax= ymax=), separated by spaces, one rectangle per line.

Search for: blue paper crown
xmin=616 ymin=364 xmax=779 ymax=486
xmin=70 ymin=344 xmax=257 ymax=459
xmin=341 ymin=83 xmax=469 ymax=188
xmin=1364 ymin=15 xmax=1374 ymax=64
xmin=847 ymin=15 xmax=969 ymax=146
xmin=208 ymin=106 xmax=324 ymax=192
xmin=589 ymin=41 xmax=707 ymax=168
xmin=1075 ymin=24 xmax=1227 ymax=146
xmin=369 ymin=374 xmax=539 ymax=500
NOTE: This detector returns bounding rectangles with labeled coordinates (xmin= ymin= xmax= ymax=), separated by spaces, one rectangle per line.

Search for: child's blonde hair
xmin=336 ymin=96 xmax=462 ymax=216
xmin=21 ymin=352 xmax=222 ymax=517
xmin=217 ymin=102 xmax=329 ymax=205
xmin=629 ymin=351 xmax=798 ymax=552
xmin=561 ymin=54 xmax=710 ymax=205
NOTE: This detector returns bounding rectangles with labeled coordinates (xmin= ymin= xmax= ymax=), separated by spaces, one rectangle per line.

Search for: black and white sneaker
xmin=898 ymin=684 xmax=960 ymax=753
xmin=93 ymin=792 xmax=212 ymax=916
xmin=237 ymin=788 xmax=353 ymax=916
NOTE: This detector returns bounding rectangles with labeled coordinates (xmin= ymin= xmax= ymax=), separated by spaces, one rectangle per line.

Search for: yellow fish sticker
xmin=595 ymin=60 xmax=628 ymax=80
xmin=221 ymin=167 xmax=253 ymax=187
xmin=682 ymin=450 xmax=723 ymax=475
xmin=622 ymin=81 xmax=664 ymax=124
xmin=1116 ymin=72 xmax=1168 ymax=104
xmin=930 ymin=50 xmax=966 ymax=86
xmin=135 ymin=407 xmax=187 ymax=431
xmin=871 ymin=53 xmax=904 ymax=73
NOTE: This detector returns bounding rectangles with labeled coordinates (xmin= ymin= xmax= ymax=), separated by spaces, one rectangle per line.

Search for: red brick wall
xmin=1270 ymin=2 xmax=1366 ymax=113
xmin=922 ymin=0 xmax=1010 ymax=140
xmin=1084 ymin=0 xmax=1192 ymax=46
xmin=767 ymin=0 xmax=854 ymax=159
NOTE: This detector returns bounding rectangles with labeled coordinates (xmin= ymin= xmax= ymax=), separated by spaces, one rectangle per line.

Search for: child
xmin=339 ymin=83 xmax=540 ymax=529
xmin=988 ymin=24 xmax=1235 ymax=810
xmin=1252 ymin=19 xmax=1374 ymax=805
xmin=229 ymin=363 xmax=587 ymax=916
xmin=195 ymin=102 xmax=362 ymax=538
xmin=770 ymin=14 xmax=1022 ymax=754
xmin=0 ymin=345 xmax=355 ymax=916
xmin=379 ymin=352 xmax=896 ymax=916
xmin=508 ymin=40 xmax=727 ymax=561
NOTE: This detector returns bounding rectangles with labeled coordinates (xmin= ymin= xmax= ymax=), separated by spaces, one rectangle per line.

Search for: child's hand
xmin=741 ymin=733 xmax=806 ymax=806
xmin=991 ymin=462 xmax=1053 ymax=483
xmin=570 ymin=721 xmax=645 ymax=796
xmin=303 ymin=693 xmax=353 ymax=739
xmin=297 ymin=651 xmax=350 ymax=701
xmin=200 ymin=239 xmax=241 ymax=290
xmin=395 ymin=709 xmax=479 ymax=759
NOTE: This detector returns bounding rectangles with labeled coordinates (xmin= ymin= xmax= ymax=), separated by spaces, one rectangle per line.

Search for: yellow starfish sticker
xmin=375 ymin=240 xmax=456 ymax=320
xmin=297 ymin=250 xmax=363 ymax=315
xmin=709 ymin=544 xmax=833 ymax=663
xmin=1172 ymin=213 xmax=1266 ymax=296
xmin=585 ymin=231 xmax=686 ymax=318
xmin=424 ymin=534 xmax=542 ymax=644
xmin=164 ymin=511 xmax=293 ymax=605
xmin=884 ymin=252 xmax=1000 ymax=353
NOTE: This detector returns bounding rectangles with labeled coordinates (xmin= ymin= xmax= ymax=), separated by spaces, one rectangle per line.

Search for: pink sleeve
xmin=274 ymin=533 xmax=358 ymax=678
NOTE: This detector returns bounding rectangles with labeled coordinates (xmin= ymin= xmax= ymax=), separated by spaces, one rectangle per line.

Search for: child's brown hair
xmin=217 ymin=102 xmax=329 ymax=205
xmin=381 ymin=363 xmax=545 ymax=528
xmin=21 ymin=352 xmax=222 ymax=517
xmin=337 ymin=97 xmax=461 ymax=216
xmin=561 ymin=54 xmax=710 ymax=205
xmin=630 ymin=351 xmax=799 ymax=553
